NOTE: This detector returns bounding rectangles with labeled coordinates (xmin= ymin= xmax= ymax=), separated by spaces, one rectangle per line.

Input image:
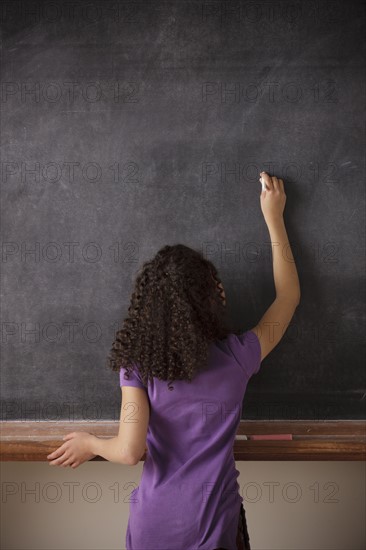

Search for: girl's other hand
xmin=47 ymin=431 xmax=97 ymax=469
xmin=259 ymin=171 xmax=287 ymax=225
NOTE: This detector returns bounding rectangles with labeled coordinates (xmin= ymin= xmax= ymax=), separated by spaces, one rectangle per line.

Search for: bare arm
xmin=90 ymin=435 xmax=134 ymax=465
xmin=250 ymin=172 xmax=301 ymax=362
xmin=266 ymin=217 xmax=300 ymax=300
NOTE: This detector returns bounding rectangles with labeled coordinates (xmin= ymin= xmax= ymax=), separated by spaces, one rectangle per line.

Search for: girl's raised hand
xmin=259 ymin=171 xmax=287 ymax=225
xmin=47 ymin=431 xmax=97 ymax=469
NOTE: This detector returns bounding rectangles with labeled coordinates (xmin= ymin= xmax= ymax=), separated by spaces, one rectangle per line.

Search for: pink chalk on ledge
xmin=248 ymin=434 xmax=293 ymax=440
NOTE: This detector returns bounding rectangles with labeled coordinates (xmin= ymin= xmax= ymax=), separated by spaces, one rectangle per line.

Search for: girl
xmin=47 ymin=172 xmax=301 ymax=550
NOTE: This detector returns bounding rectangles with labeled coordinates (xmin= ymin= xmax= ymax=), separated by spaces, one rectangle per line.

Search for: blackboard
xmin=1 ymin=0 xmax=365 ymax=421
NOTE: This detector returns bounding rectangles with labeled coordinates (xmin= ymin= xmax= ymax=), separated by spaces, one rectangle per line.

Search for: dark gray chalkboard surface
xmin=1 ymin=0 xmax=365 ymax=421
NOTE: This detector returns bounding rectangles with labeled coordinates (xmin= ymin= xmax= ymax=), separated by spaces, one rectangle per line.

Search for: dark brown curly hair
xmin=106 ymin=244 xmax=237 ymax=391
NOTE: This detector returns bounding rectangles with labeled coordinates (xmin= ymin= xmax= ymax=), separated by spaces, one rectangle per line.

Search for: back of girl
xmin=107 ymin=171 xmax=301 ymax=550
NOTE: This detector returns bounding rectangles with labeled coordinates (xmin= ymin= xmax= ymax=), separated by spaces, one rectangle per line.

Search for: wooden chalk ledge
xmin=1 ymin=420 xmax=365 ymax=461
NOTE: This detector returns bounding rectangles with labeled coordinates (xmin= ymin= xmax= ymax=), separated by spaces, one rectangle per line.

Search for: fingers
xmin=47 ymin=442 xmax=71 ymax=465
xmin=260 ymin=171 xmax=272 ymax=191
xmin=260 ymin=172 xmax=285 ymax=192
xmin=48 ymin=452 xmax=76 ymax=467
xmin=48 ymin=452 xmax=68 ymax=466
xmin=62 ymin=458 xmax=75 ymax=467
xmin=47 ymin=442 xmax=81 ymax=467
xmin=63 ymin=432 xmax=75 ymax=441
xmin=272 ymin=176 xmax=280 ymax=191
xmin=47 ymin=447 xmax=64 ymax=460
xmin=274 ymin=177 xmax=285 ymax=192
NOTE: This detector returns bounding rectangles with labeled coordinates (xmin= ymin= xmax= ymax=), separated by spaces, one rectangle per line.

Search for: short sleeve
xmin=119 ymin=362 xmax=147 ymax=390
xmin=226 ymin=330 xmax=262 ymax=379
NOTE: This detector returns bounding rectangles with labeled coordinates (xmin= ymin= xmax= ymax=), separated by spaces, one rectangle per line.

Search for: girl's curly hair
xmin=106 ymin=244 xmax=237 ymax=391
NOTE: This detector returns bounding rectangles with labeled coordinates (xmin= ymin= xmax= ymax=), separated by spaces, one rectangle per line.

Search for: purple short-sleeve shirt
xmin=119 ymin=330 xmax=261 ymax=550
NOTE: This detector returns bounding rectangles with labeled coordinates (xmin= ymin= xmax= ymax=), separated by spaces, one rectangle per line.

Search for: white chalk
xmin=260 ymin=177 xmax=266 ymax=191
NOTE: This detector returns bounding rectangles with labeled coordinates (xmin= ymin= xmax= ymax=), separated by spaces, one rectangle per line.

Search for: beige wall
xmin=1 ymin=461 xmax=365 ymax=549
